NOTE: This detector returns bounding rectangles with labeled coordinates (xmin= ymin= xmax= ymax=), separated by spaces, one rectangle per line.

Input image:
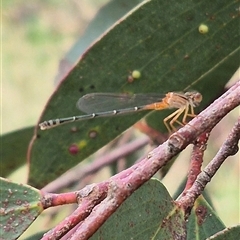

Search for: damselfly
xmin=39 ymin=91 xmax=202 ymax=132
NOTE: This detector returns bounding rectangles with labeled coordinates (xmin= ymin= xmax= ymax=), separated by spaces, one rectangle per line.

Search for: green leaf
xmin=28 ymin=0 xmax=240 ymax=187
xmin=63 ymin=0 xmax=144 ymax=64
xmin=0 ymin=127 xmax=34 ymax=177
xmin=90 ymin=179 xmax=186 ymax=239
xmin=187 ymin=195 xmax=225 ymax=239
xmin=207 ymin=225 xmax=240 ymax=240
xmin=0 ymin=177 xmax=43 ymax=240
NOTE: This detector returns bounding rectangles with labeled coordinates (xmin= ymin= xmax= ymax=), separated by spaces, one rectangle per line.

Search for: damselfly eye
xmin=194 ymin=92 xmax=203 ymax=103
xmin=191 ymin=92 xmax=202 ymax=107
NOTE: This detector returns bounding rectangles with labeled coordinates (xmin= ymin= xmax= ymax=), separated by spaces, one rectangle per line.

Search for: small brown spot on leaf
xmin=195 ymin=205 xmax=207 ymax=225
xmin=88 ymin=130 xmax=98 ymax=139
xmin=70 ymin=126 xmax=79 ymax=133
xmin=89 ymin=84 xmax=95 ymax=90
xmin=127 ymin=75 xmax=134 ymax=83
xmin=79 ymin=87 xmax=84 ymax=92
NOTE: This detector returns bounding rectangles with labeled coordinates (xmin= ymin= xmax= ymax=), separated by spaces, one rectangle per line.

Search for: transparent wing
xmin=77 ymin=93 xmax=166 ymax=114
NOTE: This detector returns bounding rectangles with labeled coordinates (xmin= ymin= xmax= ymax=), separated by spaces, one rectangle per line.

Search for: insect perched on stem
xmin=39 ymin=91 xmax=202 ymax=133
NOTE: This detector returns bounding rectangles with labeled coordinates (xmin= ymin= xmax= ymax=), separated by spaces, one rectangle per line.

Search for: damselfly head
xmin=185 ymin=91 xmax=202 ymax=107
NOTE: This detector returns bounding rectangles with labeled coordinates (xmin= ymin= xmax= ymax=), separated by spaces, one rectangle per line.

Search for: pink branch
xmin=183 ymin=132 xmax=210 ymax=192
xmin=177 ymin=116 xmax=240 ymax=217
xmin=42 ymin=183 xmax=108 ymax=239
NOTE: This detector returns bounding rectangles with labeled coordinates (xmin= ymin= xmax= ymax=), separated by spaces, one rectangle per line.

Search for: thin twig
xmin=42 ymin=136 xmax=149 ymax=193
xmin=176 ymin=117 xmax=240 ymax=218
xmin=41 ymin=183 xmax=108 ymax=240
xmin=183 ymin=132 xmax=210 ymax=192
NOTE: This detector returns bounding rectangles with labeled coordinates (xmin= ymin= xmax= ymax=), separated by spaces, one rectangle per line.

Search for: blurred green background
xmin=2 ymin=0 xmax=109 ymax=134
xmin=2 ymin=0 xmax=239 ymax=237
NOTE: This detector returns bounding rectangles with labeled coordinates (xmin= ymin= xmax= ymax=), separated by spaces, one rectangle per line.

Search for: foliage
xmin=1 ymin=0 xmax=239 ymax=239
